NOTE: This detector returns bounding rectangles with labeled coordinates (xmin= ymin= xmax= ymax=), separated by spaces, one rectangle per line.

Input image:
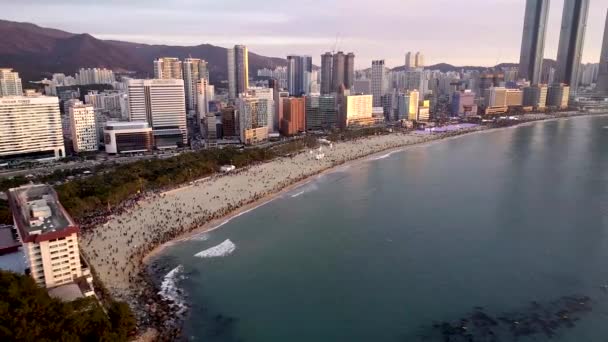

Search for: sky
xmin=2 ymin=0 xmax=606 ymax=69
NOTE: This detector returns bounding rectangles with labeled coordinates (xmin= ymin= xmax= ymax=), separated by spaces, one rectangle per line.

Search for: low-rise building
xmin=103 ymin=121 xmax=154 ymax=154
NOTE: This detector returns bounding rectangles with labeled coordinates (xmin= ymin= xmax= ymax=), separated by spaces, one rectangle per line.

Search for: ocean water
xmin=152 ymin=115 xmax=608 ymax=341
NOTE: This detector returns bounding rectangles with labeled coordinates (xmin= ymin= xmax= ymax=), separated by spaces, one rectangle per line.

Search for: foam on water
xmin=194 ymin=239 xmax=236 ymax=258
xmin=189 ymin=233 xmax=210 ymax=241
xmin=158 ymin=265 xmax=187 ymax=315
xmin=369 ymin=149 xmax=402 ymax=161
xmin=290 ymin=181 xmax=319 ymax=198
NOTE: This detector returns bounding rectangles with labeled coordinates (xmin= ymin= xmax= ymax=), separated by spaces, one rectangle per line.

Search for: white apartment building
xmin=8 ymin=184 xmax=92 ymax=290
xmin=127 ymin=79 xmax=187 ymax=148
xmin=0 ymin=96 xmax=65 ymax=161
xmin=247 ymin=87 xmax=275 ymax=132
xmin=68 ymin=101 xmax=98 ymax=152
xmin=0 ymin=68 xmax=23 ymax=96
xmin=183 ymin=58 xmax=209 ymax=115
xmin=76 ymin=68 xmax=115 ymax=85
xmin=345 ymin=94 xmax=374 ymax=127
xmin=84 ymin=91 xmax=129 ymax=120
xmin=153 ymin=57 xmax=183 ymax=79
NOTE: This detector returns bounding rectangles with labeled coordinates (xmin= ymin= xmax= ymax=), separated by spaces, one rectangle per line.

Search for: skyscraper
xmin=68 ymin=101 xmax=98 ymax=152
xmin=371 ymin=60 xmax=387 ymax=107
xmin=555 ymin=0 xmax=590 ymax=96
xmin=321 ymin=52 xmax=333 ymax=95
xmin=332 ymin=52 xmax=346 ymax=93
xmin=405 ymin=52 xmax=415 ymax=69
xmin=227 ymin=45 xmax=249 ymax=99
xmin=0 ymin=68 xmax=23 ymax=96
xmin=127 ymin=79 xmax=187 ymax=147
xmin=153 ymin=57 xmax=183 ymax=79
xmin=518 ymin=0 xmax=549 ymax=84
xmin=415 ymin=52 xmax=425 ymax=68
xmin=183 ymin=58 xmax=209 ymax=114
xmin=287 ymin=55 xmax=312 ymax=96
xmin=597 ymin=10 xmax=608 ymax=96
xmin=345 ymin=53 xmax=355 ymax=90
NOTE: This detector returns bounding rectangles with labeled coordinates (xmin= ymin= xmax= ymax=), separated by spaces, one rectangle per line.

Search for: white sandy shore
xmin=80 ymin=112 xmax=606 ymax=305
xmin=80 ymin=131 xmax=450 ymax=298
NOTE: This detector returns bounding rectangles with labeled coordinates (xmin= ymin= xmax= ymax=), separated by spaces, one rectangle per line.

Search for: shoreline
xmin=142 ymin=111 xmax=608 ymax=264
xmin=81 ymin=111 xmax=606 ymax=340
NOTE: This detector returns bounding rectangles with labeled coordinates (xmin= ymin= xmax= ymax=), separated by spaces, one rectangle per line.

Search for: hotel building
xmin=0 ymin=95 xmax=64 ymax=161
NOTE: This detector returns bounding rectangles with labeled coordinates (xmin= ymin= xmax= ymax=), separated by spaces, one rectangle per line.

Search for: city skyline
xmin=3 ymin=0 xmax=606 ymax=69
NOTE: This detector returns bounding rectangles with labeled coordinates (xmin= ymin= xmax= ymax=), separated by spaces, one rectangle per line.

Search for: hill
xmin=0 ymin=19 xmax=287 ymax=85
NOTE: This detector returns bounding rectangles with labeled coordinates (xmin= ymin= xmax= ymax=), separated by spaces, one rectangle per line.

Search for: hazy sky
xmin=3 ymin=0 xmax=606 ymax=68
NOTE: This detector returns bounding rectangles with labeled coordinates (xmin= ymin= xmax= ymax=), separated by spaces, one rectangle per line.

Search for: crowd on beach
xmin=77 ymin=128 xmax=484 ymax=338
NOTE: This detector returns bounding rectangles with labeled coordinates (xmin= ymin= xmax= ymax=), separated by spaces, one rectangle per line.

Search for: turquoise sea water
xmin=152 ymin=115 xmax=608 ymax=341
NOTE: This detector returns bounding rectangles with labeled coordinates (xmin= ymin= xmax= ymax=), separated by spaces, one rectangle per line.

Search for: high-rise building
xmin=345 ymin=53 xmax=355 ymax=90
xmin=280 ymin=97 xmax=306 ymax=136
xmin=555 ymin=0 xmax=590 ymax=95
xmin=236 ymin=96 xmax=268 ymax=144
xmin=68 ymin=101 xmax=97 ymax=152
xmin=7 ymin=184 xmax=92 ymax=289
xmin=0 ymin=95 xmax=65 ymax=161
xmin=305 ymin=95 xmax=322 ymax=131
xmin=153 ymin=57 xmax=183 ymax=79
xmin=505 ymin=89 xmax=524 ymax=107
xmin=127 ymin=79 xmax=187 ymax=147
xmin=183 ymin=58 xmax=209 ymax=114
xmin=221 ymin=106 xmax=238 ymax=138
xmin=415 ymin=52 xmax=425 ymax=68
xmin=405 ymin=52 xmax=415 ymax=69
xmin=0 ymin=68 xmax=23 ymax=96
xmin=343 ymin=94 xmax=374 ymax=127
xmin=518 ymin=0 xmax=549 ymax=84
xmin=247 ymin=87 xmax=275 ymax=131
xmin=353 ymin=79 xmax=372 ymax=94
xmin=319 ymin=95 xmax=337 ymax=128
xmin=227 ymin=45 xmax=249 ymax=99
xmin=76 ymin=68 xmax=115 ymax=85
xmin=407 ymin=90 xmax=420 ymax=121
xmin=332 ymin=52 xmax=346 ymax=93
xmin=547 ymin=84 xmax=570 ymax=109
xmin=523 ymin=84 xmax=548 ymax=109
xmin=371 ymin=60 xmax=387 ymax=107
xmin=484 ymin=87 xmax=508 ymax=108
xmin=321 ymin=52 xmax=333 ymax=95
xmin=287 ymin=55 xmax=313 ymax=96
xmin=597 ymin=10 xmax=608 ymax=96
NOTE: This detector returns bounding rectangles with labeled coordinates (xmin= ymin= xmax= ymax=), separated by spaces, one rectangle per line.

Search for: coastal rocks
xmin=422 ymin=295 xmax=592 ymax=341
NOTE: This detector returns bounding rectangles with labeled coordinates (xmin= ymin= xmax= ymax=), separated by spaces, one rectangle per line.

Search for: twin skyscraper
xmin=518 ymin=0 xmax=590 ymax=95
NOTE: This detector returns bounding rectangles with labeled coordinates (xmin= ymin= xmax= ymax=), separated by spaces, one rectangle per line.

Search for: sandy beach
xmin=78 ymin=111 xmax=605 ymax=335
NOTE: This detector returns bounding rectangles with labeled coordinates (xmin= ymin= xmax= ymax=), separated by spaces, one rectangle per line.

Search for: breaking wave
xmin=369 ymin=149 xmax=401 ymax=161
xmin=189 ymin=233 xmax=210 ymax=241
xmin=194 ymin=239 xmax=236 ymax=258
xmin=158 ymin=265 xmax=187 ymax=315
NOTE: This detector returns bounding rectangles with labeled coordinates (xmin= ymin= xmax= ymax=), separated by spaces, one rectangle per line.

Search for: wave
xmin=369 ymin=149 xmax=402 ymax=161
xmin=194 ymin=239 xmax=236 ymax=258
xmin=189 ymin=233 xmax=210 ymax=241
xmin=290 ymin=181 xmax=319 ymax=198
xmin=158 ymin=265 xmax=187 ymax=315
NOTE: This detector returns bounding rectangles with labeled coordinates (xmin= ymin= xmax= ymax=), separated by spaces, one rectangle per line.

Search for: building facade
xmin=0 ymin=96 xmax=64 ymax=161
xmin=237 ymin=97 xmax=268 ymax=144
xmin=555 ymin=0 xmax=590 ymax=96
xmin=127 ymin=79 xmax=187 ymax=148
xmin=371 ymin=60 xmax=387 ymax=107
xmin=103 ymin=121 xmax=153 ymax=154
xmin=153 ymin=57 xmax=183 ymax=79
xmin=8 ymin=185 xmax=87 ymax=289
xmin=183 ymin=58 xmax=209 ymax=115
xmin=597 ymin=10 xmax=608 ymax=96
xmin=518 ymin=0 xmax=549 ymax=84
xmin=287 ymin=55 xmax=313 ymax=96
xmin=344 ymin=94 xmax=374 ymax=127
xmin=76 ymin=68 xmax=115 ymax=85
xmin=68 ymin=101 xmax=98 ymax=152
xmin=523 ymin=84 xmax=548 ymax=109
xmin=451 ymin=90 xmax=478 ymax=117
xmin=228 ymin=45 xmax=249 ymax=99
xmin=281 ymin=97 xmax=306 ymax=136
xmin=321 ymin=52 xmax=333 ymax=95
xmin=0 ymin=68 xmax=23 ymax=96
xmin=547 ymin=84 xmax=570 ymax=109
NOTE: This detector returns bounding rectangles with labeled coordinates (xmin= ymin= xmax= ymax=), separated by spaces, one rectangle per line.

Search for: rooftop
xmin=7 ymin=184 xmax=77 ymax=242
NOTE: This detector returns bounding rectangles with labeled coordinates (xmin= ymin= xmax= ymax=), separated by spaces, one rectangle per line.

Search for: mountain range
xmin=1 ymin=19 xmax=546 ymax=87
xmin=0 ymin=19 xmax=287 ymax=85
